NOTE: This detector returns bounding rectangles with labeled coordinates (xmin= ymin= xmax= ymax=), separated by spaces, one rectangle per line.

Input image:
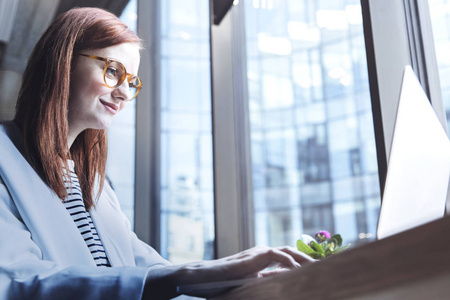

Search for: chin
xmin=92 ymin=119 xmax=113 ymax=131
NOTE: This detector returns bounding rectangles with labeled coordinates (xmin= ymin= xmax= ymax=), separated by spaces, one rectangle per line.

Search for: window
xmin=159 ymin=0 xmax=215 ymax=263
xmin=428 ymin=0 xmax=450 ymax=133
xmin=242 ymin=0 xmax=380 ymax=246
xmin=136 ymin=0 xmax=445 ymax=258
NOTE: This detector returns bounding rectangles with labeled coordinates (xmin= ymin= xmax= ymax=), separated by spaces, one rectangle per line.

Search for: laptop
xmin=376 ymin=65 xmax=450 ymax=239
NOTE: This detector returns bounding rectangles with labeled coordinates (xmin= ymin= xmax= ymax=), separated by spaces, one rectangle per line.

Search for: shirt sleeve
xmin=0 ymin=177 xmax=150 ymax=300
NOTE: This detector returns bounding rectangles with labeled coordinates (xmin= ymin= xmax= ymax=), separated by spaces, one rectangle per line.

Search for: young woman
xmin=0 ymin=7 xmax=313 ymax=299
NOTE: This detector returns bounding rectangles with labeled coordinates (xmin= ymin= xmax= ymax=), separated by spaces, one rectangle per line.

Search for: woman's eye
xmin=105 ymin=67 xmax=118 ymax=77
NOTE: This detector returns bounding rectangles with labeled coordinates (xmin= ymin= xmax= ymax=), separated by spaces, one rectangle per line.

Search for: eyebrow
xmin=78 ymin=54 xmax=137 ymax=74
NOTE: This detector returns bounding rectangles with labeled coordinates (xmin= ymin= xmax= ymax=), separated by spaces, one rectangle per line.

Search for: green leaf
xmin=310 ymin=240 xmax=324 ymax=255
xmin=333 ymin=244 xmax=351 ymax=254
xmin=296 ymin=239 xmax=317 ymax=255
xmin=330 ymin=234 xmax=343 ymax=247
xmin=310 ymin=252 xmax=325 ymax=259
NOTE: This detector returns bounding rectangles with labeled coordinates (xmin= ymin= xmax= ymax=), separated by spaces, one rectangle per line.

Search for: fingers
xmin=216 ymin=245 xmax=315 ymax=281
xmin=258 ymin=268 xmax=292 ymax=278
xmin=252 ymin=246 xmax=316 ymax=279
xmin=276 ymin=246 xmax=317 ymax=264
xmin=246 ymin=246 xmax=301 ymax=270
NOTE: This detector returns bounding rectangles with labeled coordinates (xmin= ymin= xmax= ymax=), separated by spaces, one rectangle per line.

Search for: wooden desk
xmin=212 ymin=216 xmax=450 ymax=299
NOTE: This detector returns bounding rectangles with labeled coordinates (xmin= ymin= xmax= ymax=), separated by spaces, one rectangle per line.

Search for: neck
xmin=67 ymin=126 xmax=83 ymax=149
xmin=68 ymin=134 xmax=76 ymax=149
xmin=67 ymin=136 xmax=76 ymax=150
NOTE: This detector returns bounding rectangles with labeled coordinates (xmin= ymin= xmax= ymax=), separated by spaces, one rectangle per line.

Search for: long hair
xmin=14 ymin=7 xmax=142 ymax=210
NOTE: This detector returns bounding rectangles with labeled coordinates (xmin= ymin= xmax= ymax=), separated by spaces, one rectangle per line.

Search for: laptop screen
xmin=376 ymin=66 xmax=450 ymax=239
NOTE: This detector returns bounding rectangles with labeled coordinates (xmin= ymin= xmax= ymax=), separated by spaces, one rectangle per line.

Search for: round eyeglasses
xmin=78 ymin=54 xmax=142 ymax=100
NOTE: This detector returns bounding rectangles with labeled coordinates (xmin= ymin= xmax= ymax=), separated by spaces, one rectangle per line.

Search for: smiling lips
xmin=100 ymin=99 xmax=119 ymax=115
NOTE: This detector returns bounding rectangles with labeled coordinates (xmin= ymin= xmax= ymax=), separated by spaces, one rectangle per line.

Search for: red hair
xmin=14 ymin=7 xmax=142 ymax=210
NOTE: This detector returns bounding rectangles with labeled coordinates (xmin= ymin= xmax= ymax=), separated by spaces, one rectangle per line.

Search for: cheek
xmin=119 ymin=101 xmax=129 ymax=112
xmin=71 ymin=65 xmax=106 ymax=100
xmin=69 ymin=83 xmax=103 ymax=119
xmin=72 ymin=80 xmax=108 ymax=103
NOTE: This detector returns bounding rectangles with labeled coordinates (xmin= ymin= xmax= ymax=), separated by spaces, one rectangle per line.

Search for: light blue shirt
xmin=0 ymin=122 xmax=171 ymax=299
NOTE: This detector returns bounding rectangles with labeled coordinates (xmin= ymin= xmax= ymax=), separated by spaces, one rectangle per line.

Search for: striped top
xmin=62 ymin=160 xmax=111 ymax=267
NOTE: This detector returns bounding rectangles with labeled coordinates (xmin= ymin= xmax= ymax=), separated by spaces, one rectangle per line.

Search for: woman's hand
xmin=215 ymin=245 xmax=315 ymax=279
xmin=142 ymin=246 xmax=315 ymax=299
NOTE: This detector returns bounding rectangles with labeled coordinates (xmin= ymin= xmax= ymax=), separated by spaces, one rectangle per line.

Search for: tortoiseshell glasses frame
xmin=78 ymin=54 xmax=142 ymax=100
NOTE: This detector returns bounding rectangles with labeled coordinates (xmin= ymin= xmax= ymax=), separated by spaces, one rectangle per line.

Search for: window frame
xmin=361 ymin=0 xmax=447 ymax=194
xmin=135 ymin=0 xmax=162 ymax=250
xmin=209 ymin=0 xmax=255 ymax=257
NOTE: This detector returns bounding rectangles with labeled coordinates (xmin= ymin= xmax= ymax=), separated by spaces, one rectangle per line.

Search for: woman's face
xmin=68 ymin=42 xmax=140 ymax=141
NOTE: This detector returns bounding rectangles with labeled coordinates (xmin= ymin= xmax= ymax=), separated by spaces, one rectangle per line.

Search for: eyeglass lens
xmin=104 ymin=61 xmax=140 ymax=98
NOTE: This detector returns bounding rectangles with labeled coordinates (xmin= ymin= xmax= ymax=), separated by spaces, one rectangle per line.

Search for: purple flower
xmin=315 ymin=230 xmax=331 ymax=242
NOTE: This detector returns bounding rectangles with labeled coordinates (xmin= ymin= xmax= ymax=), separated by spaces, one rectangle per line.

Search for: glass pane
xmin=428 ymin=0 xmax=450 ymax=133
xmin=243 ymin=0 xmax=381 ymax=247
xmin=160 ymin=0 xmax=214 ymax=264
xmin=106 ymin=0 xmax=138 ymax=227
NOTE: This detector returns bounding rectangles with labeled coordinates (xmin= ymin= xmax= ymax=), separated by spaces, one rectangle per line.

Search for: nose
xmin=112 ymin=79 xmax=132 ymax=102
